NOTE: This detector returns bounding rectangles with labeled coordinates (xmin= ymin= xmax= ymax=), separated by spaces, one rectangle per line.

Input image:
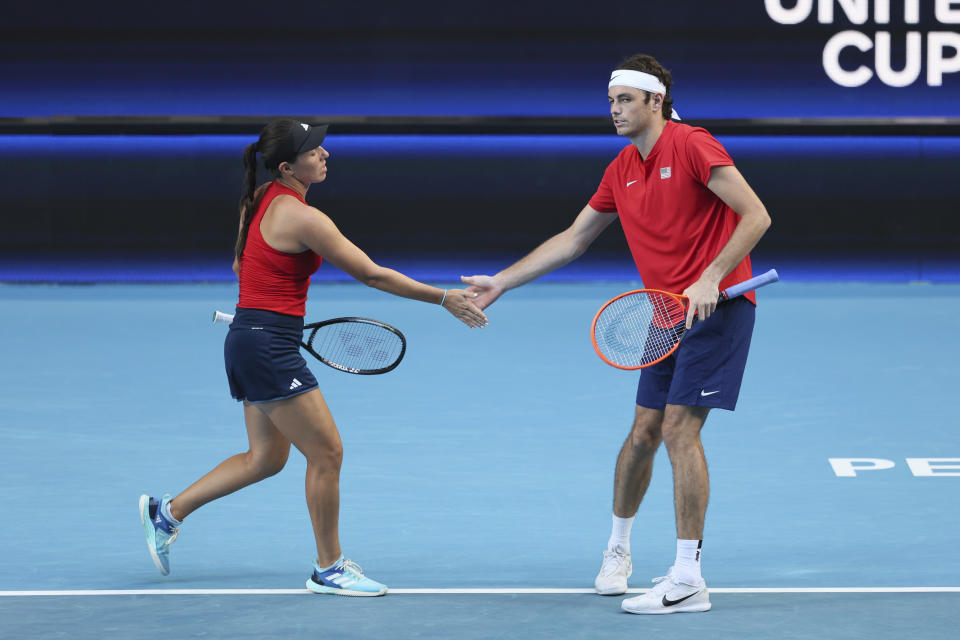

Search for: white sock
xmin=161 ymin=499 xmax=181 ymax=526
xmin=673 ymin=539 xmax=703 ymax=585
xmin=607 ymin=514 xmax=634 ymax=553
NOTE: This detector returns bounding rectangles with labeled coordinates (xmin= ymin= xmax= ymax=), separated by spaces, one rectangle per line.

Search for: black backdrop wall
xmin=2 ymin=135 xmax=958 ymax=255
xmin=2 ymin=0 xmax=958 ymax=258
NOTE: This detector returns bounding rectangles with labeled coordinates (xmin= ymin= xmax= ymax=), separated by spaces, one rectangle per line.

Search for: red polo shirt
xmin=588 ymin=121 xmax=755 ymax=304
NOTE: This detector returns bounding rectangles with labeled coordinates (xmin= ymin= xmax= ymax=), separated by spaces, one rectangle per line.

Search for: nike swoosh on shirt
xmin=626 ymin=180 xmax=639 ymax=187
xmin=662 ymin=591 xmax=700 ymax=607
xmin=700 ymin=390 xmax=720 ymax=396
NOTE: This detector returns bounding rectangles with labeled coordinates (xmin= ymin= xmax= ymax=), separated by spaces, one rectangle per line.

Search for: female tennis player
xmin=139 ymin=118 xmax=487 ymax=596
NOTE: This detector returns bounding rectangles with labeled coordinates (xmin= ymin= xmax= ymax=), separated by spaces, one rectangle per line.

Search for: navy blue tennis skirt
xmin=224 ymin=307 xmax=319 ymax=403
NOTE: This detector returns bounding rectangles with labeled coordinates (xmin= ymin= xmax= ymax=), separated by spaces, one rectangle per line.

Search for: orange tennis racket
xmin=591 ymin=269 xmax=779 ymax=370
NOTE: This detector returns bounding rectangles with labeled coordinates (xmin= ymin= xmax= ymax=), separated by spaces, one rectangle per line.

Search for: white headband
xmin=608 ymin=70 xmax=680 ymax=120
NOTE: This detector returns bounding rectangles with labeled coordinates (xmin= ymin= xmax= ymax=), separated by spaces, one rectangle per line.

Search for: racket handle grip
xmin=212 ymin=310 xmax=235 ymax=324
xmin=722 ymin=269 xmax=779 ymax=299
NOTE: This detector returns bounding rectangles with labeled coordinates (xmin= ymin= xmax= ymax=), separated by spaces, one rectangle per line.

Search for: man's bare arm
xmin=461 ymin=205 xmax=618 ymax=309
xmin=682 ymin=165 xmax=771 ymax=328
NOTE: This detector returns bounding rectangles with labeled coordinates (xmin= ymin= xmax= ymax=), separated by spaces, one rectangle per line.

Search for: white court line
xmin=1 ymin=587 xmax=959 ymax=597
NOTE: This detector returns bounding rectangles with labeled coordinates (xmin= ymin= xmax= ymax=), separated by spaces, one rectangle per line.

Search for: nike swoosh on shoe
xmin=661 ymin=590 xmax=700 ymax=607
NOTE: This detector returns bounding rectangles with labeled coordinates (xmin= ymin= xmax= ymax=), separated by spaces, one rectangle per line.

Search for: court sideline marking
xmin=2 ymin=587 xmax=958 ymax=597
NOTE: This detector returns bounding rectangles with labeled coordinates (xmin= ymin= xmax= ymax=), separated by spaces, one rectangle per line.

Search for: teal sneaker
xmin=138 ymin=494 xmax=179 ymax=576
xmin=306 ymin=556 xmax=388 ymax=596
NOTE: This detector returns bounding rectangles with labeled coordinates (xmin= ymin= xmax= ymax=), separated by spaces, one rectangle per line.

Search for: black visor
xmin=287 ymin=122 xmax=329 ymax=157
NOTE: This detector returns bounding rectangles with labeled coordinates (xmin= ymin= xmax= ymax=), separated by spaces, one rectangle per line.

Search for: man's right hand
xmin=460 ymin=274 xmax=504 ymax=310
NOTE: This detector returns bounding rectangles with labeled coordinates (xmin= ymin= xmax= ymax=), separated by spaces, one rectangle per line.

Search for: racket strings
xmin=310 ymin=322 xmax=404 ymax=372
xmin=594 ymin=292 xmax=686 ymax=368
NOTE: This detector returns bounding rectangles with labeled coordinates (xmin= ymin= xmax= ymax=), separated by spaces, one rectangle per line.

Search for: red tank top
xmin=237 ymin=182 xmax=323 ymax=316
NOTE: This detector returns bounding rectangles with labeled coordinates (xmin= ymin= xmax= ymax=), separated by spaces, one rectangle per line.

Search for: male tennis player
xmin=462 ymin=54 xmax=770 ymax=614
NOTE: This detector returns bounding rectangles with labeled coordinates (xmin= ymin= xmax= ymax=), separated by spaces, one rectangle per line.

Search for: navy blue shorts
xmin=224 ymin=307 xmax=319 ymax=403
xmin=635 ymin=296 xmax=755 ymax=411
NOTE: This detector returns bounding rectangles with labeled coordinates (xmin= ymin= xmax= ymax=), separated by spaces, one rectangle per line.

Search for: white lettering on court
xmin=829 ymin=457 xmax=960 ymax=476
xmin=905 ymin=458 xmax=960 ymax=476
xmin=829 ymin=458 xmax=895 ymax=477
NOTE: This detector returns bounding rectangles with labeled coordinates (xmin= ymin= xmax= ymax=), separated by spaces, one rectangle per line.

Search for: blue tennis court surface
xmin=1 ymin=278 xmax=958 ymax=638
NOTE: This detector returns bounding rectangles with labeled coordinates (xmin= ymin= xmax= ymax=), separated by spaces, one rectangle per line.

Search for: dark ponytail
xmin=235 ymin=142 xmax=260 ymax=260
xmin=234 ymin=119 xmax=301 ymax=260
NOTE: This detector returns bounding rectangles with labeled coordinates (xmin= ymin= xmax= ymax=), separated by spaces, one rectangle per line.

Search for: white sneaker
xmin=594 ymin=545 xmax=632 ymax=595
xmin=621 ymin=570 xmax=711 ymax=614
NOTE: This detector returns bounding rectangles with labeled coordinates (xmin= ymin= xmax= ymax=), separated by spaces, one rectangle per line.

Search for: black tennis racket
xmin=213 ymin=310 xmax=406 ymax=375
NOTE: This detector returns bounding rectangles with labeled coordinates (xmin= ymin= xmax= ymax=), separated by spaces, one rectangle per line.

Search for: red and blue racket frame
xmin=590 ymin=269 xmax=779 ymax=370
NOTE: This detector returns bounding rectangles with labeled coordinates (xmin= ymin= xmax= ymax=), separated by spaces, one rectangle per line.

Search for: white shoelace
xmin=163 ymin=528 xmax=180 ymax=546
xmin=599 ymin=550 xmax=629 ymax=576
xmin=648 ymin=574 xmax=677 ymax=596
xmin=341 ymin=559 xmax=365 ymax=578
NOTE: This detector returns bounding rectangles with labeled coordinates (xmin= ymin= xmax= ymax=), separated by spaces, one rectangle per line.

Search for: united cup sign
xmin=765 ymin=0 xmax=960 ymax=86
